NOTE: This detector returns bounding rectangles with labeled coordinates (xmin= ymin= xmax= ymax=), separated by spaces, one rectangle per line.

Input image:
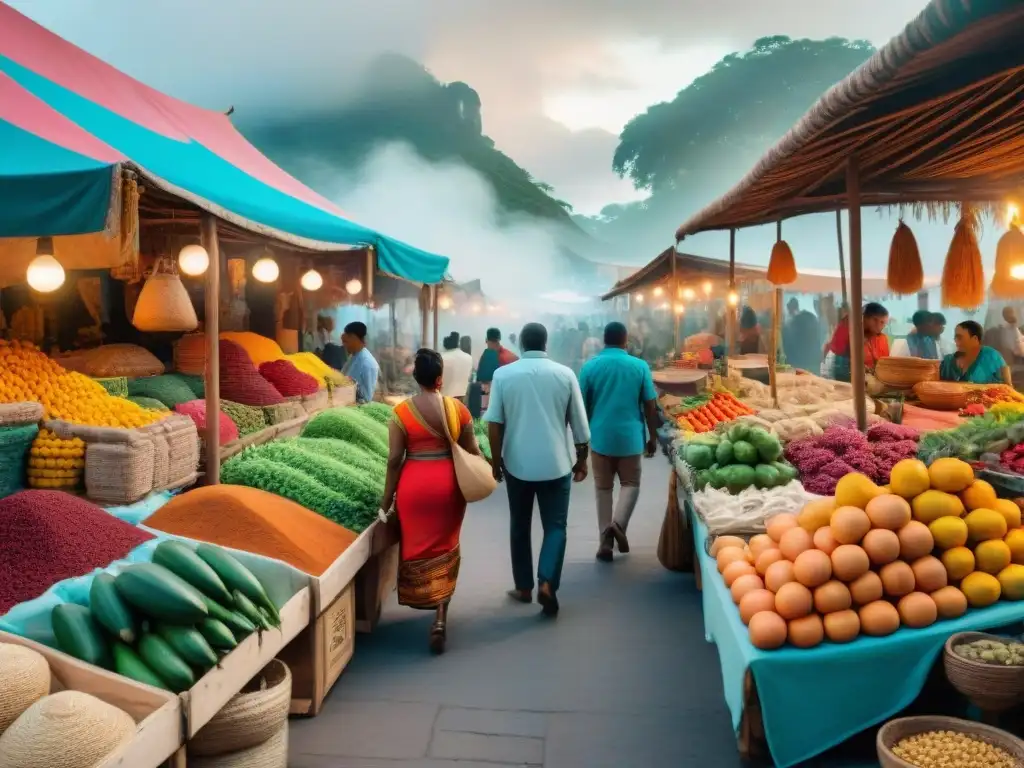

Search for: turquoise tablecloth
xmin=692 ymin=511 xmax=1024 ymax=767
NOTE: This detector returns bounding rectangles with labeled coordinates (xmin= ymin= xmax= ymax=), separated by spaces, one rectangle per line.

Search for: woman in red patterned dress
xmin=380 ymin=348 xmax=482 ymax=654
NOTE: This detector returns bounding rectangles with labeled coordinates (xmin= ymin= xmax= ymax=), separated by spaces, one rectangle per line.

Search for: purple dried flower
xmin=890 ymin=439 xmax=920 ymax=457
xmin=803 ymin=475 xmax=839 ymax=495
xmin=867 ymin=422 xmax=920 ymax=443
xmin=821 ymin=459 xmax=855 ymax=479
xmin=819 ymin=427 xmax=868 ymax=454
xmin=846 ymin=452 xmax=881 ymax=477
xmin=796 ymin=448 xmax=839 ymax=474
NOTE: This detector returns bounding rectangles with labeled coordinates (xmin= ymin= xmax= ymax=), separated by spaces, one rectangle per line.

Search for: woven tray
xmin=914 ymin=381 xmax=968 ymax=411
xmin=877 ymin=715 xmax=1024 ymax=768
xmin=944 ymin=631 xmax=1024 ymax=711
xmin=876 ymin=356 xmax=940 ymax=390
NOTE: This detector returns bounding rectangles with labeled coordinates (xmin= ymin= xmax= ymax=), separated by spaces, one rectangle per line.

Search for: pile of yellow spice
xmin=892 ymin=730 xmax=1015 ymax=768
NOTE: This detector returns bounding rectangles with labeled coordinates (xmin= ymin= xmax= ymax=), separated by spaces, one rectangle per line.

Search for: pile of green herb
xmin=302 ymin=407 xmax=388 ymax=458
xmin=356 ymin=402 xmax=393 ymax=425
xmin=220 ymin=400 xmax=266 ymax=437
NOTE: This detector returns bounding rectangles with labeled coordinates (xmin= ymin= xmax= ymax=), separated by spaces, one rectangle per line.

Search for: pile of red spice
xmin=0 ymin=490 xmax=153 ymax=615
xmin=219 ymin=339 xmax=284 ymax=406
xmin=258 ymin=359 xmax=320 ymax=396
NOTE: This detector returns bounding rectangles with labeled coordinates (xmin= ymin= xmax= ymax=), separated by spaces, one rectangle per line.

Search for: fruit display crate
xmin=0 ymin=630 xmax=185 ymax=768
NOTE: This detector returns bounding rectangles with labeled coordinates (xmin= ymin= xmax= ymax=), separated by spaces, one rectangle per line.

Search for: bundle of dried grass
xmin=989 ymin=226 xmax=1024 ymax=299
xmin=886 ymin=221 xmax=923 ymax=294
xmin=767 ymin=240 xmax=797 ymax=285
xmin=940 ymin=209 xmax=985 ymax=309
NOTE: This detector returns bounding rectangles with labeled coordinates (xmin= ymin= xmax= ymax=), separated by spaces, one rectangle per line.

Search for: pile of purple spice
xmin=784 ymin=421 xmax=920 ymax=496
xmin=0 ymin=490 xmax=153 ymax=614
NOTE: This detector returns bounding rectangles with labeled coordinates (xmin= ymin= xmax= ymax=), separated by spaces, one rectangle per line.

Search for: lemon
xmin=911 ymin=490 xmax=965 ymax=524
xmin=998 ymin=564 xmax=1024 ymax=600
xmin=889 ymin=459 xmax=930 ymax=499
xmin=960 ymin=479 xmax=998 ymax=511
xmin=928 ymin=457 xmax=976 ymax=493
xmin=942 ymin=547 xmax=976 ymax=580
xmin=994 ymin=499 xmax=1023 ymax=530
xmin=965 ymin=508 xmax=1009 ymax=543
xmin=961 ymin=571 xmax=1001 ymax=608
xmin=975 ymin=539 xmax=1012 ymax=575
xmin=929 ymin=517 xmax=968 ymax=550
xmin=1006 ymin=529 xmax=1024 ymax=565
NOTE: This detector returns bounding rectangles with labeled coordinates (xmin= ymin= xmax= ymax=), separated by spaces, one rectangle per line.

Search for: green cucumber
xmin=51 ymin=604 xmax=112 ymax=669
xmin=114 ymin=563 xmax=208 ymax=624
xmin=200 ymin=595 xmax=256 ymax=637
xmin=195 ymin=544 xmax=278 ymax=619
xmin=89 ymin=573 xmax=137 ymax=643
xmin=113 ymin=642 xmax=169 ymax=690
xmin=156 ymin=624 xmax=218 ymax=670
xmin=232 ymin=590 xmax=271 ymax=630
xmin=258 ymin=606 xmax=281 ymax=630
xmin=152 ymin=540 xmax=233 ymax=605
xmin=197 ymin=618 xmax=238 ymax=650
xmin=138 ymin=633 xmax=195 ymax=693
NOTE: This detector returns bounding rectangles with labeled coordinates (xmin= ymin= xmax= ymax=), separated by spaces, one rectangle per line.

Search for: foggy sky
xmin=11 ymin=0 xmax=927 ymax=214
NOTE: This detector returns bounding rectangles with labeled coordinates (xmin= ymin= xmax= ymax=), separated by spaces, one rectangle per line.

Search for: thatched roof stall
xmin=673 ymin=0 xmax=1024 ymax=429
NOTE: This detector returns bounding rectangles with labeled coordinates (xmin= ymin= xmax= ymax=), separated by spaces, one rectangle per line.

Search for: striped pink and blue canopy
xmin=0 ymin=2 xmax=448 ymax=283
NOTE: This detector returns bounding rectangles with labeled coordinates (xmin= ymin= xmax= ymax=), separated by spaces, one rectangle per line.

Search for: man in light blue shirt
xmin=341 ymin=321 xmax=380 ymax=404
xmin=579 ymin=322 xmax=660 ymax=562
xmin=485 ymin=322 xmax=590 ymax=616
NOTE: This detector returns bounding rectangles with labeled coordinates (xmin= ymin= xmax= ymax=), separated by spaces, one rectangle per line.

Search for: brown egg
xmin=755 ymin=548 xmax=785 ymax=576
xmin=879 ymin=560 xmax=916 ymax=597
xmin=862 ymin=529 xmax=901 ymax=566
xmin=931 ymin=586 xmax=968 ymax=619
xmin=787 ymin=614 xmax=824 ymax=649
xmin=722 ymin=560 xmax=757 ymax=587
xmin=813 ymin=580 xmax=852 ymax=614
xmin=824 ymin=609 xmax=860 ymax=643
xmin=897 ymin=592 xmax=937 ymax=628
xmin=717 ymin=546 xmax=749 ymax=574
xmin=897 ymin=521 xmax=934 ymax=561
xmin=813 ymin=526 xmax=838 ymax=555
xmin=779 ymin=526 xmax=814 ymax=562
xmin=748 ymin=611 xmax=787 ymax=650
xmin=739 ymin=589 xmax=777 ymax=625
xmin=859 ymin=600 xmax=900 ymax=637
xmin=830 ymin=544 xmax=870 ymax=582
xmin=764 ymin=560 xmax=797 ymax=593
xmin=748 ymin=534 xmax=776 ymax=561
xmin=710 ymin=535 xmax=747 ymax=558
xmin=865 ymin=494 xmax=912 ymax=531
xmin=731 ymin=574 xmax=765 ymax=604
xmin=766 ymin=513 xmax=799 ymax=543
xmin=774 ymin=582 xmax=813 ymax=620
xmin=793 ymin=549 xmax=832 ymax=588
xmin=830 ymin=506 xmax=872 ymax=545
xmin=911 ymin=556 xmax=948 ymax=593
xmin=849 ymin=571 xmax=884 ymax=605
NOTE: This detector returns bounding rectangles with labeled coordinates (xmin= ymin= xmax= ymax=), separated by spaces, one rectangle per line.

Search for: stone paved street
xmin=288 ymin=457 xmax=746 ymax=767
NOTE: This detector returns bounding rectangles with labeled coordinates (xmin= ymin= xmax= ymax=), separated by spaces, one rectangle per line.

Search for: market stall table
xmin=691 ymin=512 xmax=1024 ymax=767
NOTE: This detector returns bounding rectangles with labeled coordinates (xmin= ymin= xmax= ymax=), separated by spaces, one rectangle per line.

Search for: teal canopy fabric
xmin=0 ymin=4 xmax=448 ymax=284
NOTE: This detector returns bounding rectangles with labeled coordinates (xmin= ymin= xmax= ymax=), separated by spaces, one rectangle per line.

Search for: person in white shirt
xmin=440 ymin=331 xmax=473 ymax=401
xmin=890 ymin=311 xmax=941 ymax=359
xmin=984 ymin=307 xmax=1024 ymax=365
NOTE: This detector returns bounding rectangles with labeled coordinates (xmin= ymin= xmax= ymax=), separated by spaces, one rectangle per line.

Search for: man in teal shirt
xmin=579 ymin=322 xmax=660 ymax=561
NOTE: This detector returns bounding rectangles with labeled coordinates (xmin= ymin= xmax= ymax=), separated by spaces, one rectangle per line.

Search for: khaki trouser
xmin=591 ymin=452 xmax=642 ymax=537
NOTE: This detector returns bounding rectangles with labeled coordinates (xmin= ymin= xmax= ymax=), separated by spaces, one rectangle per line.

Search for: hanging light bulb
xmin=252 ymin=256 xmax=279 ymax=283
xmin=177 ymin=244 xmax=209 ymax=276
xmin=438 ymin=295 xmax=453 ymax=310
xmin=1008 ymin=202 xmax=1020 ymax=226
xmin=1011 ymin=264 xmax=1024 ymax=280
xmin=301 ymin=269 xmax=323 ymax=291
xmin=659 ymin=302 xmax=670 ymax=311
xmin=727 ymin=290 xmax=739 ymax=306
xmin=683 ymin=287 xmax=695 ymax=300
xmin=673 ymin=303 xmax=685 ymax=315
xmin=653 ymin=286 xmax=664 ymax=297
xmin=471 ymin=303 xmax=482 ymax=314
xmin=702 ymin=280 xmax=712 ymax=295
xmin=634 ymin=293 xmax=644 ymax=304
xmin=26 ymin=237 xmax=65 ymax=293
xmin=345 ymin=278 xmax=362 ymax=295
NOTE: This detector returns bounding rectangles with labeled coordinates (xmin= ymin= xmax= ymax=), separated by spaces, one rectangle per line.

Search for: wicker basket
xmin=132 ymin=261 xmax=198 ymax=333
xmin=0 ymin=643 xmax=50 ymax=735
xmin=189 ymin=722 xmax=287 ymax=768
xmin=188 ymin=660 xmax=291 ymax=757
xmin=875 ymin=357 xmax=940 ymax=389
xmin=0 ymin=423 xmax=38 ymax=499
xmin=877 ymin=715 xmax=1024 ymax=768
xmin=914 ymin=381 xmax=969 ymax=411
xmin=943 ymin=631 xmax=1024 ymax=711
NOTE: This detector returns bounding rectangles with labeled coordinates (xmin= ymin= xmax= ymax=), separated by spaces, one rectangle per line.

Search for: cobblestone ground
xmin=288 ymin=457 xmax=746 ymax=767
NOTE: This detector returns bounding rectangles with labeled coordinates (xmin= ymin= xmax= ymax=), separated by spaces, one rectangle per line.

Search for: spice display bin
xmin=0 ymin=630 xmax=185 ymax=768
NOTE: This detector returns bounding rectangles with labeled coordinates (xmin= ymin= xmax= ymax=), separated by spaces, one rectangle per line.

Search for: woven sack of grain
xmin=160 ymin=415 xmax=200 ymax=488
xmin=220 ymin=340 xmax=285 ymax=407
xmin=299 ymin=389 xmax=329 ymax=415
xmin=189 ymin=723 xmax=288 ymax=768
xmin=137 ymin=422 xmax=171 ymax=491
xmin=175 ymin=400 xmax=240 ymax=446
xmin=84 ymin=438 xmax=155 ymax=504
xmin=0 ymin=643 xmax=50 ymax=736
xmin=0 ymin=424 xmax=39 ymax=499
xmin=220 ymin=332 xmax=286 ymax=367
xmin=126 ymin=374 xmax=198 ymax=409
xmin=262 ymin=399 xmax=306 ymax=426
xmin=56 ymin=344 xmax=165 ymax=379
xmin=332 ymin=382 xmax=356 ymax=408
xmin=174 ymin=333 xmax=207 ymax=375
xmin=44 ymin=420 xmax=145 ymax=445
xmin=0 ymin=403 xmax=43 ymax=427
xmin=190 ymin=660 xmax=291 ymax=757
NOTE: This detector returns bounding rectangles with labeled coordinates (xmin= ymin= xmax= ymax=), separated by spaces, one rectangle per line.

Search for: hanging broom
xmin=989 ymin=224 xmax=1024 ymax=299
xmin=886 ymin=220 xmax=923 ymax=294
xmin=766 ymin=220 xmax=797 ymax=285
xmin=940 ymin=206 xmax=985 ymax=309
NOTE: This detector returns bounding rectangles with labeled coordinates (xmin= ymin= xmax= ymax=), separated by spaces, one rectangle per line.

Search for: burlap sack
xmin=298 ymin=389 xmax=329 ymax=415
xmin=0 ymin=402 xmax=44 ymax=427
xmin=262 ymin=400 xmax=305 ymax=426
xmin=160 ymin=415 xmax=200 ymax=486
xmin=84 ymin=439 xmax=155 ymax=504
xmin=138 ymin=423 xmax=171 ymax=491
xmin=44 ymin=420 xmax=145 ymax=446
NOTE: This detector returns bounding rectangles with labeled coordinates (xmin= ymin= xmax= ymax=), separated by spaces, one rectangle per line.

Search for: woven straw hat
xmin=0 ymin=644 xmax=50 ymax=736
xmin=0 ymin=690 xmax=135 ymax=768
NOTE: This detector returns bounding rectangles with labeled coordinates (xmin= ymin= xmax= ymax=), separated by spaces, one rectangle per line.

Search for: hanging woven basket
xmin=132 ymin=258 xmax=198 ymax=332
xmin=990 ymin=227 xmax=1024 ymax=299
xmin=941 ymin=208 xmax=985 ymax=310
xmin=886 ymin=221 xmax=924 ymax=295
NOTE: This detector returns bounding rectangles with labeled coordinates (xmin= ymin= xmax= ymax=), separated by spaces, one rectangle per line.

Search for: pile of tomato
xmin=677 ymin=392 xmax=755 ymax=433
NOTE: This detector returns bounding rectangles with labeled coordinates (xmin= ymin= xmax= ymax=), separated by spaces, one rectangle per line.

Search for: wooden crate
xmin=279 ymin=583 xmax=355 ymax=716
xmin=355 ymin=518 xmax=400 ymax=633
xmin=0 ymin=631 xmax=185 ymax=768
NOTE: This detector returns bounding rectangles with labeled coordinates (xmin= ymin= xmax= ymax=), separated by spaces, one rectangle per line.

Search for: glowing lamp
xmin=659 ymin=302 xmax=670 ymax=311
xmin=301 ymin=269 xmax=323 ymax=291
xmin=702 ymin=280 xmax=712 ymax=295
xmin=728 ymin=291 xmax=739 ymax=306
xmin=673 ymin=303 xmax=685 ymax=315
xmin=438 ymin=295 xmax=453 ymax=310
xmin=653 ymin=286 xmax=664 ymax=297
xmin=27 ymin=238 xmax=64 ymax=293
xmin=177 ymin=244 xmax=209 ymax=276
xmin=682 ymin=287 xmax=695 ymax=300
xmin=252 ymin=257 xmax=279 ymax=283
xmin=471 ymin=303 xmax=482 ymax=314
xmin=1011 ymin=264 xmax=1024 ymax=280
xmin=634 ymin=293 xmax=644 ymax=304
xmin=345 ymin=278 xmax=362 ymax=295
xmin=1009 ymin=203 xmax=1020 ymax=225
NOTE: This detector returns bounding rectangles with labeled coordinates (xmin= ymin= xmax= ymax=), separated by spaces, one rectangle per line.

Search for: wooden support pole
xmin=431 ymin=284 xmax=439 ymax=351
xmin=847 ymin=157 xmax=867 ymax=432
xmin=420 ymin=285 xmax=429 ymax=350
xmin=836 ymin=210 xmax=848 ymax=309
xmin=200 ymin=213 xmax=221 ymax=484
xmin=770 ymin=288 xmax=781 ymax=406
xmin=365 ymin=247 xmax=375 ymax=306
xmin=671 ymin=242 xmax=680 ymax=354
xmin=727 ymin=228 xmax=738 ymax=357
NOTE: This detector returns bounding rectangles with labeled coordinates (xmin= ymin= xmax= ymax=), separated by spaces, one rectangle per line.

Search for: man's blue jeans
xmin=505 ymin=471 xmax=571 ymax=592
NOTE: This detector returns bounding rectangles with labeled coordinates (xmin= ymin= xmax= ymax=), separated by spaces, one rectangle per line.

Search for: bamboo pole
xmin=200 ymin=213 xmax=221 ymax=484
xmin=847 ymin=157 xmax=867 ymax=432
xmin=768 ymin=221 xmax=782 ymax=407
xmin=431 ymin=284 xmax=439 ymax=351
xmin=672 ymin=242 xmax=680 ymax=354
xmin=727 ymin=228 xmax=737 ymax=357
xmin=836 ymin=209 xmax=848 ymax=308
xmin=420 ymin=285 xmax=429 ymax=350
xmin=365 ymin=247 xmax=375 ymax=306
